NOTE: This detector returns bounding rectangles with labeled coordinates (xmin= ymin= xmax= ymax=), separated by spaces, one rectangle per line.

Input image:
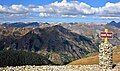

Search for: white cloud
xmin=39 ymin=13 xmax=51 ymax=17
xmin=81 ymin=15 xmax=86 ymax=18
xmin=0 ymin=13 xmax=34 ymax=20
xmin=61 ymin=15 xmax=77 ymax=18
xmin=10 ymin=5 xmax=28 ymax=13
xmin=0 ymin=0 xmax=120 ymax=20
xmin=0 ymin=5 xmax=28 ymax=14
xmin=98 ymin=2 xmax=120 ymax=18
xmin=49 ymin=1 xmax=97 ymax=15
xmin=26 ymin=0 xmax=98 ymax=17
xmin=100 ymin=17 xmax=120 ymax=20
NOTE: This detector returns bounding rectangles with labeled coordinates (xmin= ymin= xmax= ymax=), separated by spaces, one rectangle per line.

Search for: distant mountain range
xmin=0 ymin=22 xmax=40 ymax=28
xmin=0 ymin=21 xmax=120 ymax=28
xmin=106 ymin=21 xmax=120 ymax=28
xmin=0 ymin=22 xmax=51 ymax=28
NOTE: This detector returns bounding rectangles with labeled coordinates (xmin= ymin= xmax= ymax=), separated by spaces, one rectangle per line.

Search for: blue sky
xmin=0 ymin=0 xmax=120 ymax=23
xmin=0 ymin=0 xmax=120 ymax=7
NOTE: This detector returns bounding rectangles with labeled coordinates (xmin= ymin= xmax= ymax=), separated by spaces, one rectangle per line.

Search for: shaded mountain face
xmin=6 ymin=25 xmax=98 ymax=64
xmin=106 ymin=21 xmax=120 ymax=28
xmin=0 ymin=27 xmax=31 ymax=50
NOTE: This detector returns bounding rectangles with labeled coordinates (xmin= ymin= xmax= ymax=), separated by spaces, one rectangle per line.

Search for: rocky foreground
xmin=0 ymin=65 xmax=120 ymax=71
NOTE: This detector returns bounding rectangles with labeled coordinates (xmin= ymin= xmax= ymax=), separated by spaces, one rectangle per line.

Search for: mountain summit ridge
xmin=107 ymin=21 xmax=120 ymax=28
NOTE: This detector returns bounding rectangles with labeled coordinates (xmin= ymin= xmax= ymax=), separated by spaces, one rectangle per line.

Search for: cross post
xmin=104 ymin=29 xmax=108 ymax=43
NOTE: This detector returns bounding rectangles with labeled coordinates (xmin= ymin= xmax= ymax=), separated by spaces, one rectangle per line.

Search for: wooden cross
xmin=100 ymin=29 xmax=113 ymax=43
